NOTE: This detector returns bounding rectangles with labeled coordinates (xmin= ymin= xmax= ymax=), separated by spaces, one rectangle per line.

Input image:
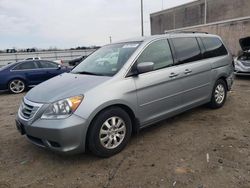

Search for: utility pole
xmin=140 ymin=0 xmax=144 ymax=36
xmin=204 ymin=0 xmax=207 ymax=24
xmin=162 ymin=0 xmax=164 ymax=10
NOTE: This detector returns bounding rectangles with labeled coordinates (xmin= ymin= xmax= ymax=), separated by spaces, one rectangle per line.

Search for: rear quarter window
xmin=201 ymin=37 xmax=228 ymax=58
xmin=39 ymin=61 xmax=58 ymax=68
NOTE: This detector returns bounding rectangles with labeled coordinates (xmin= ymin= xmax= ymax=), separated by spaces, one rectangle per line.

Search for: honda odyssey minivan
xmin=16 ymin=33 xmax=234 ymax=157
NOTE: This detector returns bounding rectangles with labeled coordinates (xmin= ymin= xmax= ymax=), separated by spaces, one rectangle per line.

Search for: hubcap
xmin=215 ymin=84 xmax=225 ymax=104
xmin=10 ymin=80 xmax=25 ymax=93
xmin=99 ymin=116 xmax=126 ymax=149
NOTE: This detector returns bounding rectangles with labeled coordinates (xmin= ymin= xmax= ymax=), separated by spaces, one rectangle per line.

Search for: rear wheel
xmin=87 ymin=107 xmax=132 ymax=157
xmin=8 ymin=79 xmax=26 ymax=94
xmin=208 ymin=79 xmax=227 ymax=109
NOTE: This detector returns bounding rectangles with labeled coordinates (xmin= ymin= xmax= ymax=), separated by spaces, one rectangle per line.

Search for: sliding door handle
xmin=169 ymin=72 xmax=179 ymax=78
xmin=184 ymin=69 xmax=192 ymax=74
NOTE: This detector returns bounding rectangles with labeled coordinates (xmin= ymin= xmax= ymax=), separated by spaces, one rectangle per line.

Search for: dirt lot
xmin=0 ymin=77 xmax=250 ymax=188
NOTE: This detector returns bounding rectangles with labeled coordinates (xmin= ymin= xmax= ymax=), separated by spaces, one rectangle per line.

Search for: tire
xmin=87 ymin=107 xmax=132 ymax=157
xmin=208 ymin=79 xmax=227 ymax=109
xmin=8 ymin=79 xmax=26 ymax=94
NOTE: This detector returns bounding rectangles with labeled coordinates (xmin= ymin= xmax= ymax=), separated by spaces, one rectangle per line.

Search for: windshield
xmin=71 ymin=42 xmax=141 ymax=76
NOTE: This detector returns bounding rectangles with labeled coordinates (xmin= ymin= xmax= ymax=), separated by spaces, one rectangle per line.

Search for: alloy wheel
xmin=99 ymin=116 xmax=126 ymax=149
xmin=214 ymin=84 xmax=225 ymax=104
xmin=9 ymin=80 xmax=25 ymax=94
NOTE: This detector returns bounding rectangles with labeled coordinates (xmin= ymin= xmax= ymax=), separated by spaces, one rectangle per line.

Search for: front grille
xmin=241 ymin=61 xmax=250 ymax=67
xmin=19 ymin=98 xmax=42 ymax=120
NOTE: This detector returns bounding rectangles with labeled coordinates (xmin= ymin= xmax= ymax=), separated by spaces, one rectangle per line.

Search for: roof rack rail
xmin=166 ymin=31 xmax=208 ymax=34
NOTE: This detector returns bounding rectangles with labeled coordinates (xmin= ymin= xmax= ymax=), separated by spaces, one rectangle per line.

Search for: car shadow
xmin=235 ymin=75 xmax=250 ymax=80
xmin=0 ymin=90 xmax=9 ymax=95
xmin=26 ymin=105 xmax=208 ymax=162
xmin=0 ymin=90 xmax=28 ymax=96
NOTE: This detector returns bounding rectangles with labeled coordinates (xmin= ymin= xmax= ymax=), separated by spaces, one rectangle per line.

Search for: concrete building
xmin=150 ymin=0 xmax=250 ymax=55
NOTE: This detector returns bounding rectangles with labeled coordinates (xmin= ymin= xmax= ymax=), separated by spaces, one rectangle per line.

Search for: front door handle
xmin=184 ymin=69 xmax=192 ymax=74
xmin=169 ymin=72 xmax=179 ymax=78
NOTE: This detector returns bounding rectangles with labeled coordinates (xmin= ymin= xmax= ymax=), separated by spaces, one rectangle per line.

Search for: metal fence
xmin=0 ymin=49 xmax=95 ymax=67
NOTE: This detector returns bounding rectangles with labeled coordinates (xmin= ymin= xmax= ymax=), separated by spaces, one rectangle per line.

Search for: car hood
xmin=239 ymin=37 xmax=250 ymax=51
xmin=25 ymin=73 xmax=111 ymax=103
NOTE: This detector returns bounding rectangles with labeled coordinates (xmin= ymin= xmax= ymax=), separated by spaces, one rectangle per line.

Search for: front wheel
xmin=87 ymin=107 xmax=132 ymax=157
xmin=8 ymin=79 xmax=26 ymax=94
xmin=208 ymin=79 xmax=227 ymax=109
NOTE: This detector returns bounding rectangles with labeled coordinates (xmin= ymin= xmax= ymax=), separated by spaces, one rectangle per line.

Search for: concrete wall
xmin=207 ymin=0 xmax=250 ymax=23
xmin=151 ymin=0 xmax=250 ymax=34
xmin=150 ymin=0 xmax=250 ymax=55
xmin=167 ymin=18 xmax=250 ymax=56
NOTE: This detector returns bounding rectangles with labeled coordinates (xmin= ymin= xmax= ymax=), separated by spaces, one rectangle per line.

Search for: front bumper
xmin=234 ymin=61 xmax=250 ymax=75
xmin=16 ymin=114 xmax=89 ymax=154
xmin=234 ymin=71 xmax=250 ymax=76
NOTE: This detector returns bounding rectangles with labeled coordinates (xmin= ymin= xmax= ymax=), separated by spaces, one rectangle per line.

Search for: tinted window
xmin=40 ymin=61 xmax=58 ymax=68
xmin=172 ymin=37 xmax=202 ymax=64
xmin=13 ymin=61 xmax=38 ymax=70
xmin=137 ymin=39 xmax=173 ymax=71
xmin=201 ymin=37 xmax=228 ymax=58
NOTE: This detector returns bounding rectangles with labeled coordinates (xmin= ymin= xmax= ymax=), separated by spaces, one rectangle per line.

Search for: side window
xmin=171 ymin=37 xmax=202 ymax=64
xmin=40 ymin=61 xmax=58 ymax=68
xmin=201 ymin=37 xmax=228 ymax=58
xmin=13 ymin=61 xmax=38 ymax=70
xmin=137 ymin=39 xmax=173 ymax=71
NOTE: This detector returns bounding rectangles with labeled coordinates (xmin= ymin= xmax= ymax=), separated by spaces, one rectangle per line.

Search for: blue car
xmin=0 ymin=60 xmax=70 ymax=94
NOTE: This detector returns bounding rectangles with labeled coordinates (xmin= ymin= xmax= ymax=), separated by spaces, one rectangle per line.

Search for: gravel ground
xmin=0 ymin=77 xmax=250 ymax=188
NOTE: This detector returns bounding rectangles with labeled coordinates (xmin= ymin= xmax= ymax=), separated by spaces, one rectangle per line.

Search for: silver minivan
xmin=16 ymin=33 xmax=234 ymax=157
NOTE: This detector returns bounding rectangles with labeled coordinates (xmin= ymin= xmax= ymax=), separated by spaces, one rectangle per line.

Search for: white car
xmin=234 ymin=37 xmax=250 ymax=76
xmin=25 ymin=57 xmax=41 ymax=60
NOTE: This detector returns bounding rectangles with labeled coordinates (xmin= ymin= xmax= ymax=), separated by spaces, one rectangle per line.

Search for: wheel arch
xmin=85 ymin=103 xmax=139 ymax=150
xmin=216 ymin=75 xmax=229 ymax=91
xmin=7 ymin=76 xmax=27 ymax=86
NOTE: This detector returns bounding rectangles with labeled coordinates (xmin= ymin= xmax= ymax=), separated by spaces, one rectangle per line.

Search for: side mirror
xmin=136 ymin=62 xmax=154 ymax=74
xmin=57 ymin=64 xmax=62 ymax=69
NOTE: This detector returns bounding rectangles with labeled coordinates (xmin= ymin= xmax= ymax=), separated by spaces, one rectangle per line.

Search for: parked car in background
xmin=16 ymin=33 xmax=234 ymax=157
xmin=234 ymin=37 xmax=250 ymax=75
xmin=6 ymin=49 xmax=17 ymax=53
xmin=68 ymin=56 xmax=86 ymax=66
xmin=26 ymin=48 xmax=36 ymax=52
xmin=53 ymin=59 xmax=64 ymax=65
xmin=25 ymin=57 xmax=41 ymax=60
xmin=0 ymin=60 xmax=70 ymax=94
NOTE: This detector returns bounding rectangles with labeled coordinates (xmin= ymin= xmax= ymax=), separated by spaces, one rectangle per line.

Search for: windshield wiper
xmin=73 ymin=71 xmax=104 ymax=76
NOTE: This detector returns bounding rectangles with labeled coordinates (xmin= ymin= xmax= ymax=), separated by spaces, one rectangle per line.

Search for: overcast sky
xmin=0 ymin=0 xmax=194 ymax=49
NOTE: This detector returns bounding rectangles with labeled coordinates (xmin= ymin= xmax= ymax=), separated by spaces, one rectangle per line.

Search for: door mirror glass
xmin=137 ymin=62 xmax=154 ymax=74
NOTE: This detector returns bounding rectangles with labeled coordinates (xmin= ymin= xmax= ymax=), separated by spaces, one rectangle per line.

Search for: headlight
xmin=41 ymin=95 xmax=83 ymax=119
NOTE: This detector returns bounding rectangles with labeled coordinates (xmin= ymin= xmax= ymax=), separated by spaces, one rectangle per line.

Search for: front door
xmin=133 ymin=39 xmax=183 ymax=125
